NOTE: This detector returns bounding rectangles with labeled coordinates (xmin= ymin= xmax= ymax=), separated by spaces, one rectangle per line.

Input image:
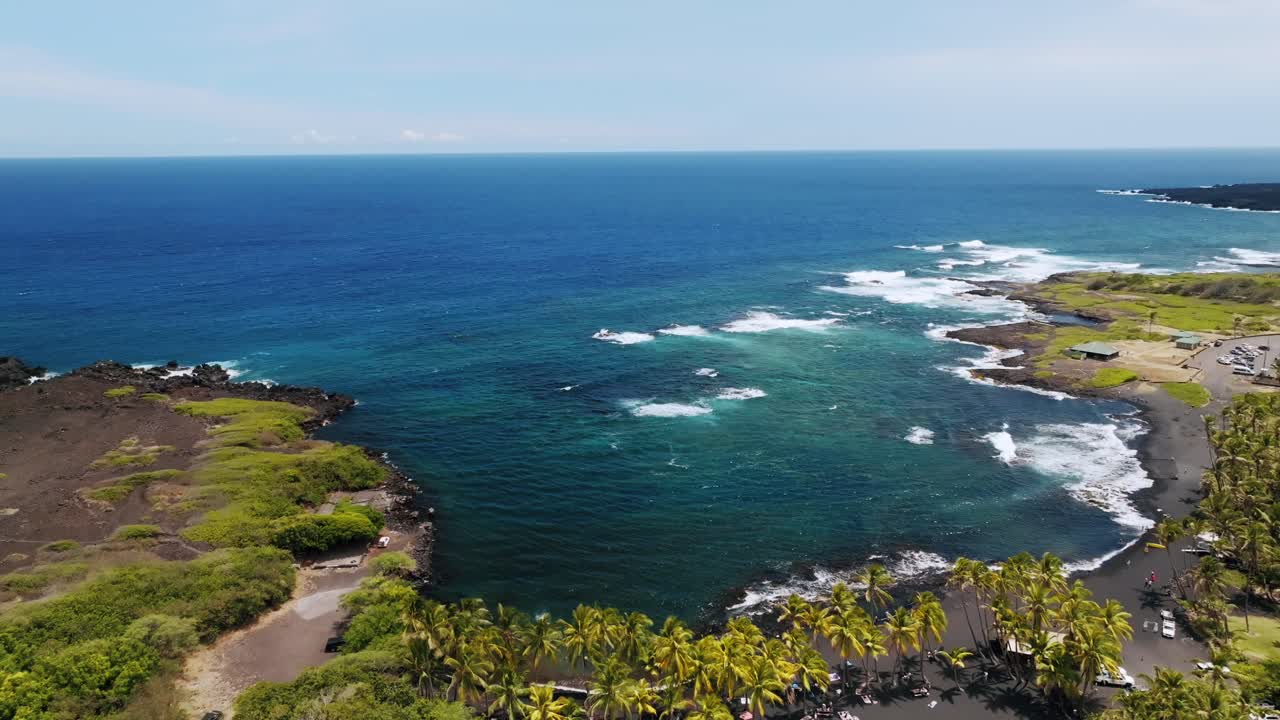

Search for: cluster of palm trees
xmin=394 ymin=563 xmax=968 ymax=720
xmin=1186 ymin=393 xmax=1280 ymax=637
xmin=946 ymin=553 xmax=1131 ymax=709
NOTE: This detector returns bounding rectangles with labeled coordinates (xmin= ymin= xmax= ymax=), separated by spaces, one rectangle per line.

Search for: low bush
xmin=113 ymin=524 xmax=162 ymax=541
xmin=1163 ymin=382 xmax=1211 ymax=407
xmin=174 ymin=398 xmax=314 ymax=448
xmin=103 ymin=386 xmax=136 ymax=399
xmin=85 ymin=485 xmax=133 ymax=503
xmin=140 ymin=393 xmax=169 ymax=403
xmin=370 ymin=551 xmax=416 ymax=577
xmin=0 ymin=562 xmax=90 ymax=594
xmin=269 ymin=513 xmax=378 ymax=554
xmin=40 ymin=540 xmax=80 ymax=553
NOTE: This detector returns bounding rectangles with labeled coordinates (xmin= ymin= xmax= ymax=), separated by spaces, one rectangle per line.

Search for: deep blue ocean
xmin=3 ymin=150 xmax=1278 ymax=621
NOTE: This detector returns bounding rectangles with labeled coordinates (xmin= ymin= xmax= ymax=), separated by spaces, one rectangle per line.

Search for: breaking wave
xmin=592 ymin=328 xmax=656 ymax=345
xmin=658 ymin=324 xmax=712 ymax=337
xmin=727 ymin=550 xmax=953 ymax=615
xmin=1208 ymin=248 xmax=1280 ymax=269
xmin=716 ymin=387 xmax=767 ymax=401
xmin=895 ymin=243 xmax=946 ymax=252
xmin=983 ymin=423 xmax=1018 ymax=464
xmin=693 ymin=368 xmax=719 ymax=377
xmin=719 ymin=311 xmax=841 ymax=334
xmin=625 ymin=401 xmax=713 ymax=418
xmin=904 ymin=426 xmax=935 ymax=445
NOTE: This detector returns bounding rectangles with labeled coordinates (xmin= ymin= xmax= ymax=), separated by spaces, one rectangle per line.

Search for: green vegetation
xmin=0 ymin=562 xmax=89 ymax=594
xmin=370 ymin=551 xmax=417 ymax=577
xmin=90 ymin=437 xmax=174 ymax=469
xmin=270 ymin=511 xmax=379 ymax=553
xmin=84 ymin=485 xmax=133 ymax=503
xmin=1044 ymin=271 xmax=1280 ymax=333
xmin=175 ymin=398 xmax=314 ymax=448
xmin=113 ymin=524 xmax=162 ymax=541
xmin=1089 ymin=367 xmax=1139 ymax=388
xmin=1163 ymin=381 xmax=1211 ymax=407
xmin=1033 ymin=320 xmax=1165 ymax=368
xmin=1230 ymin=614 xmax=1280 ymax=663
xmin=39 ymin=540 xmax=79 ymax=553
xmin=113 ymin=468 xmax=182 ymax=488
xmin=103 ymin=386 xmax=136 ymax=399
xmin=0 ymin=547 xmax=293 ymax=718
xmin=139 ymin=392 xmax=169 ymax=403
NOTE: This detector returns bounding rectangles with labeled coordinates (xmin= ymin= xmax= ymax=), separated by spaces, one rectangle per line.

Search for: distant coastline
xmin=1100 ymin=182 xmax=1280 ymax=213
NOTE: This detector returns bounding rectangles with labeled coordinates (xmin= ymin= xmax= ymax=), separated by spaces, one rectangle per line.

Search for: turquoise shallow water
xmin=3 ymin=150 xmax=1278 ymax=620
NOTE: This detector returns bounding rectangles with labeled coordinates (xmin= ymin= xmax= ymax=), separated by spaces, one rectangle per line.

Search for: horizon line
xmin=3 ymin=145 xmax=1280 ymax=162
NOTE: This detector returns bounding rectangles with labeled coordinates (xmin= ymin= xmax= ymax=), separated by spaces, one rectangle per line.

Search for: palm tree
xmin=911 ymin=592 xmax=947 ymax=684
xmin=686 ymin=698 xmax=732 ymax=720
xmin=823 ymin=608 xmax=867 ymax=688
xmin=797 ymin=603 xmax=832 ymax=644
xmin=947 ymin=559 xmax=983 ymax=655
xmin=777 ymin=594 xmax=812 ymax=634
xmin=446 ymin=642 xmax=496 ymax=704
xmin=793 ymin=646 xmax=830 ymax=712
xmin=1153 ymin=517 xmax=1187 ymax=598
xmin=1147 ymin=309 xmax=1157 ymax=333
xmin=614 ymin=611 xmax=654 ymax=667
xmin=408 ymin=635 xmax=442 ymax=697
xmin=855 ymin=565 xmax=894 ymax=617
xmin=883 ymin=607 xmax=920 ymax=686
xmin=522 ymin=684 xmax=582 ymax=720
xmin=489 ymin=671 xmax=530 ymax=719
xmin=524 ymin=613 xmax=563 ymax=674
xmin=562 ymin=605 xmax=604 ymax=670
xmin=653 ymin=617 xmax=697 ymax=685
xmin=586 ymin=656 xmax=632 ymax=720
xmin=935 ymin=647 xmax=972 ymax=686
xmin=623 ymin=679 xmax=658 ymax=720
xmin=736 ymin=656 xmax=785 ymax=719
xmin=1071 ymin=624 xmax=1120 ymax=700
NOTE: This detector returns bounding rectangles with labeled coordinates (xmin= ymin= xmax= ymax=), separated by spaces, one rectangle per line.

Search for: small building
xmin=1175 ymin=334 xmax=1202 ymax=350
xmin=1170 ymin=330 xmax=1199 ymax=341
xmin=1069 ymin=341 xmax=1120 ymax=361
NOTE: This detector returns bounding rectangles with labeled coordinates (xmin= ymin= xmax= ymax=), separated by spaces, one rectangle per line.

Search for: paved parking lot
xmin=1185 ymin=334 xmax=1279 ymax=399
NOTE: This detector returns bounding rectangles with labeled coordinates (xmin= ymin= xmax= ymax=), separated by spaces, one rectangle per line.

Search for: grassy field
xmin=1230 ymin=614 xmax=1280 ymax=663
xmin=1089 ymin=367 xmax=1139 ymax=388
xmin=1033 ymin=272 xmax=1280 ymax=334
xmin=1163 ymin=382 xmax=1212 ymax=407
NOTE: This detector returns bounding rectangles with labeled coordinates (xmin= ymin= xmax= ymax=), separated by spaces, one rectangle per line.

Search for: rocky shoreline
xmin=8 ymin=358 xmax=437 ymax=584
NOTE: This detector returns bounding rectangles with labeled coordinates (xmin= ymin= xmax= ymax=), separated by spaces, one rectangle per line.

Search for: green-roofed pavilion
xmin=1069 ymin=341 xmax=1120 ymax=360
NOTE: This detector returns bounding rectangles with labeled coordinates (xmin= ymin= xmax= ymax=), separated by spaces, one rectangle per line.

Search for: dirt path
xmin=178 ymin=565 xmax=367 ymax=718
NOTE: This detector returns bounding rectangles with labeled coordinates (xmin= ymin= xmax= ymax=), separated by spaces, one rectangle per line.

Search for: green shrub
xmin=369 ymin=551 xmax=416 ymax=577
xmin=113 ymin=468 xmax=183 ymax=488
xmin=174 ymin=398 xmax=314 ymax=448
xmin=103 ymin=386 xmax=136 ymax=399
xmin=234 ymin=650 xmax=472 ymax=720
xmin=121 ymin=614 xmax=199 ymax=659
xmin=91 ymin=438 xmax=173 ymax=469
xmin=41 ymin=540 xmax=80 ymax=553
xmin=269 ymin=513 xmax=378 ymax=554
xmin=0 ymin=562 xmax=90 ymax=594
xmin=1163 ymin=382 xmax=1211 ymax=407
xmin=336 ymin=500 xmax=385 ymax=530
xmin=1088 ymin=367 xmax=1139 ymax=388
xmin=114 ymin=524 xmax=162 ymax=541
xmin=86 ymin=485 xmax=133 ymax=503
xmin=140 ymin=393 xmax=169 ymax=403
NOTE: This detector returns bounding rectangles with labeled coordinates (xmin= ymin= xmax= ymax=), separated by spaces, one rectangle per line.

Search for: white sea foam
xmin=592 ymin=328 xmax=655 ymax=345
xmin=1096 ymin=189 xmax=1151 ymax=196
xmin=693 ymin=368 xmax=719 ymax=378
xmin=984 ymin=423 xmax=1018 ymax=464
xmin=904 ymin=426 xmax=935 ymax=445
xmin=925 ymin=322 xmax=1074 ymax=401
xmin=727 ymin=551 xmax=952 ymax=614
xmin=1145 ymin=198 xmax=1280 ymax=214
xmin=26 ymin=370 xmax=59 ymax=384
xmin=936 ymin=258 xmax=987 ymax=271
xmin=895 ymin=244 xmax=946 ymax=252
xmin=719 ymin=311 xmax=841 ymax=334
xmin=560 ymin=385 xmax=577 ymax=392
xmin=1018 ymin=421 xmax=1154 ymax=531
xmin=658 ymin=324 xmax=712 ymax=337
xmin=716 ymin=387 xmax=767 ymax=401
xmin=1209 ymin=248 xmax=1280 ymax=268
xmin=626 ymin=401 xmax=713 ymax=418
xmin=820 ymin=270 xmax=1019 ymax=314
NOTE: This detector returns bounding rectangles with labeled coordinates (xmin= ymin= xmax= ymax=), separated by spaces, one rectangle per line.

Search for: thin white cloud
xmin=400 ymin=128 xmax=426 ymax=142
xmin=431 ymin=132 xmax=464 ymax=143
xmin=290 ymin=129 xmax=334 ymax=144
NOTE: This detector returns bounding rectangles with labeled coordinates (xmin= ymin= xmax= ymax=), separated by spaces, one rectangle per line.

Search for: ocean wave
xmin=592 ymin=328 xmax=656 ymax=345
xmin=925 ymin=323 xmax=1074 ymax=401
xmin=904 ymin=426 xmax=935 ymax=445
xmin=1018 ymin=421 xmax=1154 ymax=531
xmin=1096 ymin=189 xmax=1152 ymax=196
xmin=936 ymin=258 xmax=987 ymax=271
xmin=693 ymin=368 xmax=719 ymax=378
xmin=820 ymin=270 xmax=1020 ymax=314
xmin=727 ymin=550 xmax=953 ymax=615
xmin=983 ymin=423 xmax=1018 ymax=464
xmin=895 ymin=244 xmax=946 ymax=252
xmin=657 ymin=324 xmax=712 ymax=337
xmin=26 ymin=370 xmax=59 ymax=384
xmin=1209 ymin=248 xmax=1280 ymax=268
xmin=719 ymin=311 xmax=841 ymax=334
xmin=716 ymin=387 xmax=767 ymax=401
xmin=1145 ymin=198 xmax=1280 ymax=214
xmin=624 ymin=400 xmax=713 ymax=418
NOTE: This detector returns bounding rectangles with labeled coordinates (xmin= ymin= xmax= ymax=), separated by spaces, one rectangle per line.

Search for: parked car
xmin=1234 ymin=366 xmax=1259 ymax=376
xmin=377 ymin=535 xmax=391 ymax=548
xmin=1162 ymin=620 xmax=1176 ymax=638
xmin=1196 ymin=661 xmax=1230 ymax=674
xmin=201 ymin=713 xmax=224 ymax=720
xmin=1097 ymin=668 xmax=1136 ymax=689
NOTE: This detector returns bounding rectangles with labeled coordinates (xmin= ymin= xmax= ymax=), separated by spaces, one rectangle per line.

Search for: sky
xmin=2 ymin=0 xmax=1278 ymax=157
